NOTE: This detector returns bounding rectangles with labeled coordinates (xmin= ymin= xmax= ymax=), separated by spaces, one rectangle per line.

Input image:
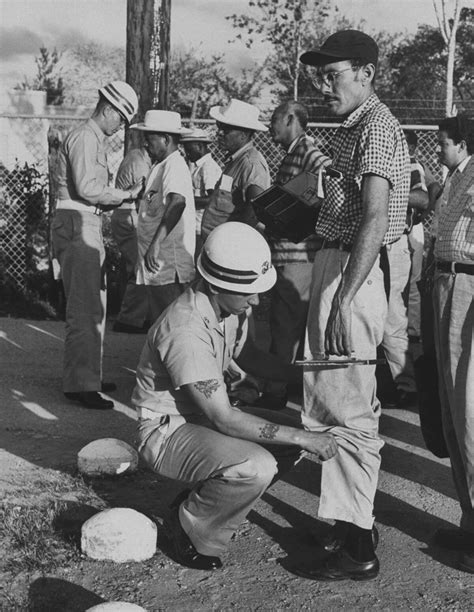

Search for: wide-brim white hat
xmin=209 ymin=99 xmax=268 ymax=132
xmin=131 ymin=110 xmax=192 ymax=135
xmin=180 ymin=128 xmax=214 ymax=143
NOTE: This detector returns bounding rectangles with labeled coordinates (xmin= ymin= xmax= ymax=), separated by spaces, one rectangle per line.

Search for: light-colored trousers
xmin=433 ymin=270 xmax=474 ymax=533
xmin=51 ymin=210 xmax=105 ymax=393
xmin=265 ymin=262 xmax=313 ymax=397
xmin=383 ymin=235 xmax=416 ymax=392
xmin=110 ymin=209 xmax=150 ymax=328
xmin=407 ymin=223 xmax=425 ymax=339
xmin=136 ymin=408 xmax=301 ymax=556
xmin=303 ymin=248 xmax=386 ymax=529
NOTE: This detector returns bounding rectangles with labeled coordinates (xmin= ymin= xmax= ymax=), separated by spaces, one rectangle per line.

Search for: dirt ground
xmin=1 ymin=316 xmax=473 ymax=611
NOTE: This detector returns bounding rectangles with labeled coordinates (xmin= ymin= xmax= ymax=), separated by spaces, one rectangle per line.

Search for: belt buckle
xmin=450 ymin=262 xmax=457 ymax=275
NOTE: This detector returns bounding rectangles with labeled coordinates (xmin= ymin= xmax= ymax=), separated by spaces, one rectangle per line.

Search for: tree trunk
xmin=446 ymin=29 xmax=456 ymax=115
xmin=158 ymin=0 xmax=171 ymax=110
xmin=126 ymin=0 xmax=154 ymax=150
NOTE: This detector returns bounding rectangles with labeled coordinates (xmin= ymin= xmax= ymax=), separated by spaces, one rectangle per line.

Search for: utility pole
xmin=125 ymin=0 xmax=154 ymax=149
xmin=157 ymin=0 xmax=171 ymax=110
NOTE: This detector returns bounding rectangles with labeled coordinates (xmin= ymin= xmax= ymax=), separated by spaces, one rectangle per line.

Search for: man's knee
xmin=222 ymin=449 xmax=278 ymax=489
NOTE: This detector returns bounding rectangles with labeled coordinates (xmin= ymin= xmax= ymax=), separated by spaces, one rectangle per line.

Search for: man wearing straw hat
xmin=201 ymin=99 xmax=270 ymax=240
xmin=131 ymin=110 xmax=196 ymax=322
xmin=180 ymin=128 xmax=222 ymax=255
xmin=52 ymin=80 xmax=141 ymax=410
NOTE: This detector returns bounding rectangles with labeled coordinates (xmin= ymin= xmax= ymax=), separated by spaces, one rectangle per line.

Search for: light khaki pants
xmin=136 ymin=408 xmax=301 ymax=556
xmin=303 ymin=248 xmax=386 ymax=529
xmin=51 ymin=209 xmax=106 ymax=392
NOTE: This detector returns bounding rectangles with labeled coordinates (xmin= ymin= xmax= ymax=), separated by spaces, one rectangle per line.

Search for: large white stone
xmin=77 ymin=438 xmax=138 ymax=476
xmin=81 ymin=508 xmax=157 ymax=562
xmin=86 ymin=604 xmax=147 ymax=612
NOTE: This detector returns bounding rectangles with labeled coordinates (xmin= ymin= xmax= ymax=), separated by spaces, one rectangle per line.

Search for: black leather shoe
xmin=112 ymin=321 xmax=147 ymax=334
xmin=101 ymin=382 xmax=117 ymax=393
xmin=167 ymin=507 xmax=222 ymax=570
xmin=320 ymin=522 xmax=379 ymax=553
xmin=254 ymin=392 xmax=288 ymax=411
xmin=292 ymin=549 xmax=379 ymax=581
xmin=459 ymin=551 xmax=474 ymax=574
xmin=64 ymin=391 xmax=114 ymax=410
xmin=433 ymin=528 xmax=474 ymax=551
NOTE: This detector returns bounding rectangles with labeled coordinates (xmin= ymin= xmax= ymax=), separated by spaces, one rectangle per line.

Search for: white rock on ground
xmin=77 ymin=438 xmax=138 ymax=476
xmin=86 ymin=604 xmax=147 ymax=612
xmin=82 ymin=508 xmax=157 ymax=562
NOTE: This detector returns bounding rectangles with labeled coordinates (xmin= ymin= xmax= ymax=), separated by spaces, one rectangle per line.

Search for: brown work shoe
xmin=292 ymin=548 xmax=379 ymax=581
xmin=64 ymin=391 xmax=114 ymax=410
xmin=166 ymin=506 xmax=222 ymax=571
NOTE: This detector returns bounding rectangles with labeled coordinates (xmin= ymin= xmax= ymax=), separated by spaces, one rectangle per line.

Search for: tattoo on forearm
xmin=194 ymin=379 xmax=220 ymax=399
xmin=258 ymin=423 xmax=280 ymax=440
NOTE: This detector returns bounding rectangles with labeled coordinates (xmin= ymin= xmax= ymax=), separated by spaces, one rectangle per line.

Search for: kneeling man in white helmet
xmin=132 ymin=222 xmax=338 ymax=570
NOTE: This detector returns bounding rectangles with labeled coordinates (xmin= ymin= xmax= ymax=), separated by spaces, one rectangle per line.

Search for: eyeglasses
xmin=309 ymin=67 xmax=355 ymax=90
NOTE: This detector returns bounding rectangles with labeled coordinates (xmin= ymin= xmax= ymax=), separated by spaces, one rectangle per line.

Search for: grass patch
xmin=0 ymin=500 xmax=79 ymax=573
xmin=0 ymin=469 xmax=108 ymax=575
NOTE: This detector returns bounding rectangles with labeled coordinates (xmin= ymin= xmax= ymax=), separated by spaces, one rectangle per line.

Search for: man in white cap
xmin=52 ymin=80 xmax=142 ymax=410
xmin=180 ymin=128 xmax=222 ymax=256
xmin=132 ymin=222 xmax=338 ymax=570
xmin=131 ymin=110 xmax=196 ymax=321
xmin=201 ymin=99 xmax=270 ymax=240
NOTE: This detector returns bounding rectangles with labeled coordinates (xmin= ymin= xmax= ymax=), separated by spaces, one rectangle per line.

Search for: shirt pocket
xmin=323 ymin=170 xmax=346 ymax=214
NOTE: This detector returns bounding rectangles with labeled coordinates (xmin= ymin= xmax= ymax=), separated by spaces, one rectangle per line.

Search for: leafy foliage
xmin=58 ymin=43 xmax=126 ymax=107
xmin=168 ymin=46 xmax=267 ymax=117
xmin=381 ymin=8 xmax=474 ymax=103
xmin=16 ymin=47 xmax=64 ymax=105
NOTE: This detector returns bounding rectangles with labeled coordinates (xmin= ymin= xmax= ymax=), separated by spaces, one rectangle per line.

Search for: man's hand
xmin=325 ymin=288 xmax=352 ymax=356
xmin=144 ymin=241 xmax=161 ymax=274
xmin=298 ymin=431 xmax=338 ymax=461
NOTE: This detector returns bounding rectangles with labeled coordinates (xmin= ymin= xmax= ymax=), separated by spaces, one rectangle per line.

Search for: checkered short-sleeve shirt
xmin=316 ymin=94 xmax=410 ymax=246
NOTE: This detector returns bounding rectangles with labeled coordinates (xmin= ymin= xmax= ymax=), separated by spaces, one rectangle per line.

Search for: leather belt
xmin=436 ymin=261 xmax=474 ymax=275
xmin=320 ymin=239 xmax=352 ymax=252
xmin=56 ymin=199 xmax=94 ymax=213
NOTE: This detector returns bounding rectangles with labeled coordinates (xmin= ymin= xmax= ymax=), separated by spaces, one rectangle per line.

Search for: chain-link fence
xmin=0 ymin=113 xmax=441 ymax=293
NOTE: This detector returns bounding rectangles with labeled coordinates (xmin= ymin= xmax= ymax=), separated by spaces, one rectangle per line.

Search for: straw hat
xmin=209 ymin=99 xmax=268 ymax=132
xmin=180 ymin=128 xmax=214 ymax=143
xmin=131 ymin=110 xmax=192 ymax=135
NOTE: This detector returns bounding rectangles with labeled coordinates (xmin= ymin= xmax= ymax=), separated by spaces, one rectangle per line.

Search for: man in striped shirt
xmin=258 ymin=101 xmax=330 ymax=410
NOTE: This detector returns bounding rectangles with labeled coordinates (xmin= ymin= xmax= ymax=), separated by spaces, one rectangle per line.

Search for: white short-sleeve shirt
xmin=136 ymin=150 xmax=196 ymax=285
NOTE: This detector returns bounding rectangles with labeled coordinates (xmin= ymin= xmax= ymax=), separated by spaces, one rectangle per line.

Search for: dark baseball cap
xmin=300 ymin=30 xmax=378 ymax=67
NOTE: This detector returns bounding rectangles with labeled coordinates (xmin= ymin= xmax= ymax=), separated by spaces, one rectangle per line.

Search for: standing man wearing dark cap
xmin=294 ymin=31 xmax=410 ymax=580
xmin=52 ymin=81 xmax=143 ymax=410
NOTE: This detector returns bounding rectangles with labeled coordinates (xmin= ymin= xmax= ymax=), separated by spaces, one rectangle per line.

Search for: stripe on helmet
xmin=201 ymin=251 xmax=258 ymax=285
xmin=103 ymin=83 xmax=134 ymax=116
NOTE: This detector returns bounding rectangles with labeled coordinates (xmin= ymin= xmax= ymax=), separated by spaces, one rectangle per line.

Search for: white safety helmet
xmin=197 ymin=222 xmax=276 ymax=294
xmin=98 ymin=81 xmax=139 ymax=124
